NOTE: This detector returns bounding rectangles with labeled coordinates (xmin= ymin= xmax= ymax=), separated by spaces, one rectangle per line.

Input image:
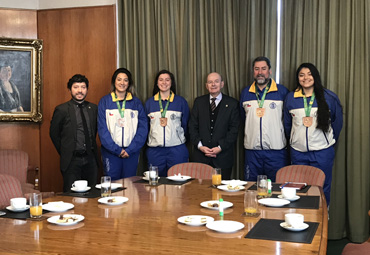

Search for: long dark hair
xmin=152 ymin=70 xmax=177 ymax=96
xmin=295 ymin=63 xmax=330 ymax=132
xmin=111 ymin=68 xmax=134 ymax=94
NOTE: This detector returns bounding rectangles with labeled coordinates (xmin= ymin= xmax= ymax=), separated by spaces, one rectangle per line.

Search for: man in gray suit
xmin=50 ymin=74 xmax=98 ymax=192
xmin=189 ymin=72 xmax=239 ymax=179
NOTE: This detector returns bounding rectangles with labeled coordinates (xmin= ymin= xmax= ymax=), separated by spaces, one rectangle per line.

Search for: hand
xmin=200 ymin=146 xmax=221 ymax=158
xmin=119 ymin=149 xmax=129 ymax=158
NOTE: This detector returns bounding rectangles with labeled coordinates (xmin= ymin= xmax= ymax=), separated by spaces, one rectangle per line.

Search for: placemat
xmin=133 ymin=178 xmax=194 ymax=185
xmin=0 ymin=209 xmax=47 ymax=220
xmin=271 ymin=194 xmax=320 ymax=209
xmin=245 ymin=218 xmax=319 ymax=244
xmin=248 ymin=183 xmax=311 ymax=193
xmin=60 ymin=187 xmax=126 ymax=198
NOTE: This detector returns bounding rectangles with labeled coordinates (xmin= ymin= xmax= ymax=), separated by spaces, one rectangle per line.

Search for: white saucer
xmin=42 ymin=202 xmax=74 ymax=212
xmin=98 ymin=196 xmax=129 ymax=205
xmin=47 ymin=214 xmax=84 ymax=226
xmin=6 ymin=205 xmax=30 ymax=212
xmin=258 ymin=198 xmax=290 ymax=207
xmin=95 ymin=183 xmax=123 ymax=190
xmin=177 ymin=215 xmax=214 ymax=226
xmin=200 ymin=200 xmax=233 ymax=210
xmin=71 ymin=186 xmax=91 ymax=192
xmin=167 ymin=175 xmax=192 ymax=182
xmin=221 ymin=180 xmax=248 ymax=186
xmin=206 ymin=220 xmax=245 ymax=233
xmin=280 ymin=222 xmax=309 ymax=231
xmin=277 ymin=194 xmax=300 ymax=201
xmin=217 ymin=185 xmax=245 ymax=192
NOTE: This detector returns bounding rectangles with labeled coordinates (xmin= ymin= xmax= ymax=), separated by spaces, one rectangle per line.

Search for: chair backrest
xmin=0 ymin=149 xmax=28 ymax=184
xmin=167 ymin=163 xmax=213 ymax=179
xmin=0 ymin=174 xmax=23 ymax=209
xmin=276 ymin=165 xmax=326 ymax=187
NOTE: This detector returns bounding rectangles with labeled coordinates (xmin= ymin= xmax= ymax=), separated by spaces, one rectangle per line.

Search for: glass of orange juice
xmin=212 ymin=168 xmax=222 ymax=187
xmin=244 ymin=190 xmax=260 ymax=217
xmin=29 ymin=193 xmax=42 ymax=219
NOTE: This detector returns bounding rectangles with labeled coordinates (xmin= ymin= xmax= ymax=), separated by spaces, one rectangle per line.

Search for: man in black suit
xmin=50 ymin=74 xmax=98 ymax=192
xmin=189 ymin=72 xmax=239 ymax=179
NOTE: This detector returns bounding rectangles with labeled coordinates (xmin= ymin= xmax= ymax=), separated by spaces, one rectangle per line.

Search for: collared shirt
xmin=209 ymin=93 xmax=222 ymax=108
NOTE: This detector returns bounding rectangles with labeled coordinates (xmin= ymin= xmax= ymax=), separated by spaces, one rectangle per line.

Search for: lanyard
xmin=303 ymin=92 xmax=315 ymax=117
xmin=115 ymin=93 xmax=127 ymax=118
xmin=158 ymin=92 xmax=172 ymax=118
xmin=255 ymin=80 xmax=271 ymax=108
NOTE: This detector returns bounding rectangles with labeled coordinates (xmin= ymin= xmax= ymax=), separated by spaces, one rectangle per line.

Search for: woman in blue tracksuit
xmin=98 ymin=68 xmax=148 ymax=180
xmin=284 ymin=63 xmax=343 ymax=205
xmin=145 ymin=70 xmax=190 ymax=176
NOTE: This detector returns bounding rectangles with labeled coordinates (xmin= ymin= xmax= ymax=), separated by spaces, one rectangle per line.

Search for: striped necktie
xmin=210 ymin=98 xmax=216 ymax=112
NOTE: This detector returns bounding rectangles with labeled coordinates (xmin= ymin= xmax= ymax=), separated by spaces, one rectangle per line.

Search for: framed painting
xmin=0 ymin=37 xmax=42 ymax=122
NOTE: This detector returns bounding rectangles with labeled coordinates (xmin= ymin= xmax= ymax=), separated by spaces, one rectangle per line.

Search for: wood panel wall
xmin=0 ymin=9 xmax=41 ymax=171
xmin=38 ymin=5 xmax=116 ymax=192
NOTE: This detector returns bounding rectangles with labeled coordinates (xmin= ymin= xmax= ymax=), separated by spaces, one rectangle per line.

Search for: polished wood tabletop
xmin=0 ymin=177 xmax=327 ymax=254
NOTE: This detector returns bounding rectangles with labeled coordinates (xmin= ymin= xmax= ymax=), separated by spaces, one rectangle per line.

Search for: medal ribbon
xmin=115 ymin=93 xmax=127 ymax=118
xmin=255 ymin=80 xmax=271 ymax=108
xmin=158 ymin=92 xmax=172 ymax=118
xmin=303 ymin=92 xmax=315 ymax=117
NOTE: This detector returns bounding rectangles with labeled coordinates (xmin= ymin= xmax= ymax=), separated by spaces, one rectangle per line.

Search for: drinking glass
xmin=244 ymin=190 xmax=259 ymax=217
xmin=148 ymin=166 xmax=159 ymax=186
xmin=257 ymin=175 xmax=268 ymax=198
xmin=29 ymin=193 xmax=42 ymax=219
xmin=212 ymin=168 xmax=222 ymax=187
xmin=101 ymin=176 xmax=112 ymax=197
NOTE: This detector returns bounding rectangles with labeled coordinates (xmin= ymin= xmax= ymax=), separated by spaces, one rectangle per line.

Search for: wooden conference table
xmin=0 ymin=177 xmax=327 ymax=254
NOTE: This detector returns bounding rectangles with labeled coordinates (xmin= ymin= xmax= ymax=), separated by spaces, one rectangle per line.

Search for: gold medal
xmin=302 ymin=116 xmax=313 ymax=127
xmin=160 ymin=117 xmax=167 ymax=127
xmin=256 ymin=108 xmax=265 ymax=118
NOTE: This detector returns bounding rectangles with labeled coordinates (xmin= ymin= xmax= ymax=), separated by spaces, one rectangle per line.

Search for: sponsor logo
xmin=269 ymin=102 xmax=277 ymax=109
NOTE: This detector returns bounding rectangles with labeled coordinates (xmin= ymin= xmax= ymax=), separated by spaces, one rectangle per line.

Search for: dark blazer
xmin=50 ymin=100 xmax=98 ymax=172
xmin=188 ymin=93 xmax=239 ymax=169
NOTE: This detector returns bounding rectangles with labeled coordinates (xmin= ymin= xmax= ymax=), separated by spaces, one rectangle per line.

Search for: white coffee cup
xmin=72 ymin=180 xmax=88 ymax=190
xmin=10 ymin=197 xmax=27 ymax=209
xmin=143 ymin=171 xmax=149 ymax=177
xmin=282 ymin=187 xmax=296 ymax=199
xmin=285 ymin=213 xmax=304 ymax=228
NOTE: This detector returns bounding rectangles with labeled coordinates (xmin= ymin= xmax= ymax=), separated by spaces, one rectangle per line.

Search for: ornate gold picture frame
xmin=0 ymin=38 xmax=42 ymax=122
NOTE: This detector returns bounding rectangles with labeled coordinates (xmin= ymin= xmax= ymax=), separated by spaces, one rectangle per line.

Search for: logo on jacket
xmin=131 ymin=112 xmax=135 ymax=118
xmin=170 ymin=114 xmax=176 ymax=120
xmin=109 ymin=112 xmax=114 ymax=116
xmin=269 ymin=102 xmax=277 ymax=109
xmin=247 ymin=104 xmax=252 ymax=108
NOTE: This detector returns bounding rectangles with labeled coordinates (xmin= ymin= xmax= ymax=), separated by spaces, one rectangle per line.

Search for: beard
xmin=72 ymin=93 xmax=86 ymax=102
xmin=255 ymin=76 xmax=270 ymax=86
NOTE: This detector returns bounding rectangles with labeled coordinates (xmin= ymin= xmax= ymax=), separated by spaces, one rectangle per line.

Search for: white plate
xmin=206 ymin=220 xmax=245 ymax=233
xmin=221 ymin=180 xmax=248 ymax=186
xmin=177 ymin=215 xmax=214 ymax=226
xmin=258 ymin=198 xmax=290 ymax=207
xmin=42 ymin=202 xmax=74 ymax=212
xmin=98 ymin=196 xmax=129 ymax=205
xmin=277 ymin=195 xmax=300 ymax=201
xmin=95 ymin=183 xmax=123 ymax=190
xmin=217 ymin=185 xmax=245 ymax=192
xmin=200 ymin=200 xmax=233 ymax=210
xmin=142 ymin=176 xmax=161 ymax=181
xmin=6 ymin=205 xmax=30 ymax=212
xmin=280 ymin=222 xmax=309 ymax=231
xmin=71 ymin=186 xmax=91 ymax=192
xmin=47 ymin=214 xmax=84 ymax=226
xmin=167 ymin=175 xmax=192 ymax=182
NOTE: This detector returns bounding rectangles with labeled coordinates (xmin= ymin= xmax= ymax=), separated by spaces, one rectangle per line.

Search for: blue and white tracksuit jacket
xmin=240 ymin=79 xmax=289 ymax=181
xmin=98 ymin=92 xmax=148 ymax=179
xmin=284 ymin=88 xmax=343 ymax=205
xmin=145 ymin=92 xmax=190 ymax=176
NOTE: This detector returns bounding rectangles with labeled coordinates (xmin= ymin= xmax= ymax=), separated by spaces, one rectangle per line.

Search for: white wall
xmin=0 ymin=0 xmax=115 ymax=10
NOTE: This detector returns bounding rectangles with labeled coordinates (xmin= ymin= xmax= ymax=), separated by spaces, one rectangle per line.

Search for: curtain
xmin=280 ymin=0 xmax=370 ymax=243
xmin=117 ymin=0 xmax=278 ymax=179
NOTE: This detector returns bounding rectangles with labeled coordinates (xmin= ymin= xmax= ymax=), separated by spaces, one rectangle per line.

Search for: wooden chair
xmin=276 ymin=165 xmax=326 ymax=187
xmin=167 ymin=162 xmax=213 ymax=179
xmin=0 ymin=174 xmax=23 ymax=210
xmin=341 ymin=210 xmax=370 ymax=254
